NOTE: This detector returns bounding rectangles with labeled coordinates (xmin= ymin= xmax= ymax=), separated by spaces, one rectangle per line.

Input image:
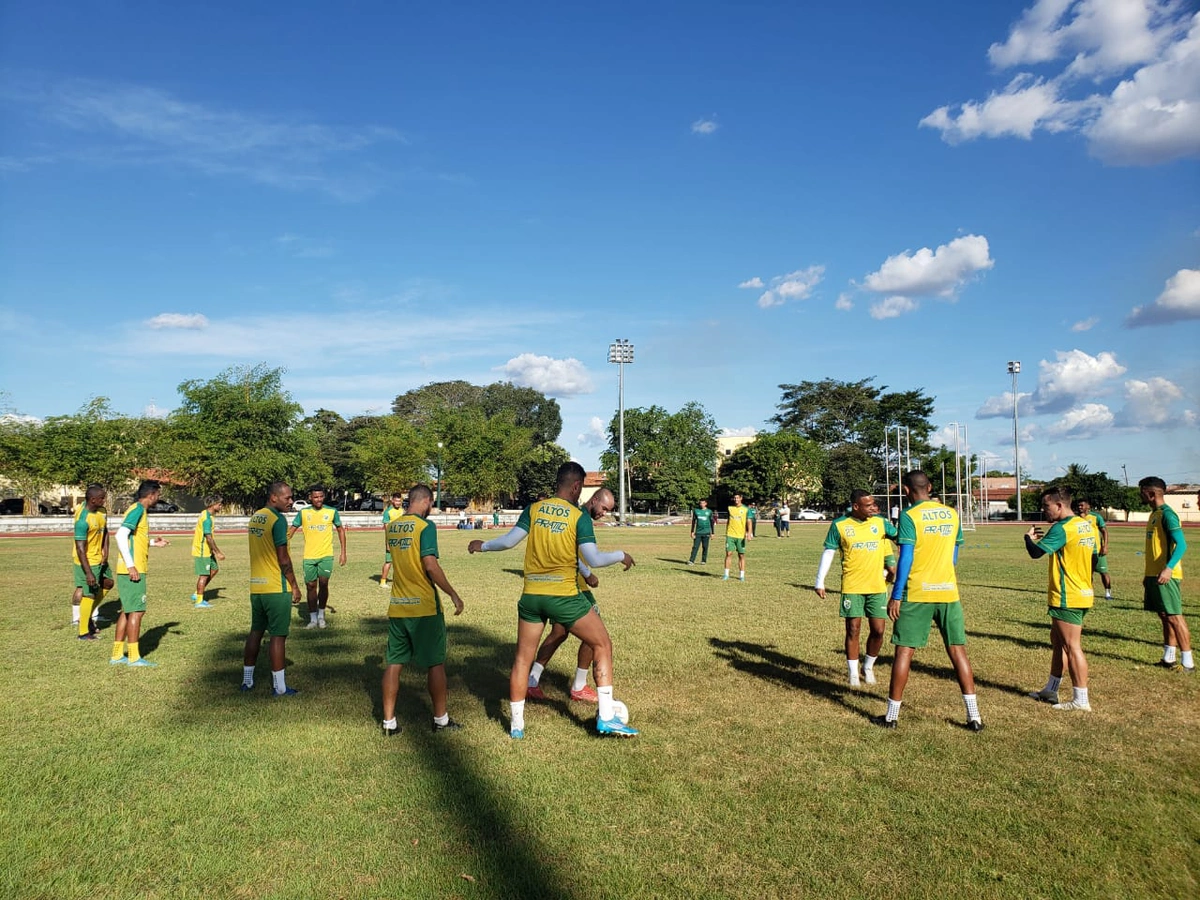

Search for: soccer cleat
xmin=966 ymin=719 xmax=985 ymax=732
xmin=687 ymin=560 xmax=694 ymax=565
xmin=77 ymin=633 xmax=98 ymax=641
xmin=305 ymin=620 xmax=319 ymax=629
xmin=1157 ymin=659 xmax=1178 ymax=669
xmin=110 ymin=656 xmax=128 ymax=666
xmin=1051 ymin=700 xmax=1092 ymax=712
xmin=569 ymin=685 xmax=599 ymax=703
xmin=863 ymin=669 xmax=877 ymax=685
xmin=596 ymin=716 xmax=638 ymax=737
xmin=317 ymin=619 xmax=327 ymax=629
xmin=1178 ymin=665 xmax=1195 ymax=676
xmin=432 ymin=718 xmax=463 ymax=733
xmin=239 ymin=683 xmax=254 ymax=692
xmin=722 ymin=574 xmax=729 ymax=581
xmin=383 ymin=723 xmax=402 ymax=736
xmin=510 ymin=728 xmax=525 ymax=740
xmin=128 ymin=658 xmax=157 ymax=668
xmin=1027 ymin=688 xmax=1058 ymax=703
xmin=193 ymin=600 xmax=213 ymax=609
xmin=870 ymin=714 xmax=897 ymax=729
xmin=525 ymin=685 xmax=546 ymax=701
xmin=272 ymin=686 xmax=299 ymax=697
xmin=848 ymin=677 xmax=861 ymax=688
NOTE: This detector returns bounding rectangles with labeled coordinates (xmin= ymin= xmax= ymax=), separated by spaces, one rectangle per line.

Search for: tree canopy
xmin=718 ymin=431 xmax=825 ymax=507
xmin=600 ymin=402 xmax=719 ymax=513
xmin=773 ymin=378 xmax=936 ymax=457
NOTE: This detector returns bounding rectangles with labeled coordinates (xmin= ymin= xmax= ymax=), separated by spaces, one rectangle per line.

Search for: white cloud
xmin=720 ymin=426 xmax=759 ymax=438
xmin=1046 ymin=402 xmax=1115 ymax=439
xmin=976 ymin=390 xmax=1035 ymax=419
xmin=691 ymin=117 xmax=719 ymax=135
xmin=1031 ymin=348 xmax=1127 ymax=412
xmin=577 ymin=416 xmax=608 ymax=448
xmin=738 ymin=277 xmax=764 ymax=289
xmin=498 ymin=353 xmax=594 ymax=396
xmin=922 ymin=4 xmax=1200 ymax=166
xmin=755 ymin=265 xmax=825 ymax=309
xmin=869 ymin=296 xmax=918 ymax=319
xmin=1070 ymin=316 xmax=1098 ymax=331
xmin=147 ymin=312 xmax=209 ymax=330
xmin=862 ymin=235 xmax=994 ymax=299
xmin=1127 ymin=268 xmax=1200 ymax=326
xmin=835 ymin=292 xmax=854 ymax=311
xmin=1115 ymin=376 xmax=1192 ymax=427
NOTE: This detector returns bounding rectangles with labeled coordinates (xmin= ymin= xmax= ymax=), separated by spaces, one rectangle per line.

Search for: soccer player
xmin=71 ymin=484 xmax=113 ymax=640
xmin=723 ymin=493 xmax=751 ymax=581
xmin=288 ymin=485 xmax=347 ymax=629
xmin=526 ymin=488 xmax=617 ymax=702
xmin=111 ymin=480 xmax=162 ymax=667
xmin=381 ymin=484 xmax=465 ymax=735
xmin=815 ymin=490 xmax=898 ymax=686
xmin=688 ymin=498 xmax=715 ymax=564
xmin=778 ymin=502 xmax=790 ymax=537
xmin=190 ymin=495 xmax=225 ymax=609
xmin=379 ymin=492 xmax=405 ymax=588
xmin=468 ymin=461 xmax=637 ymax=739
xmin=1025 ymin=486 xmax=1098 ymax=711
xmin=747 ymin=503 xmax=758 ymax=538
xmin=1072 ymin=498 xmax=1112 ymax=600
xmin=240 ymin=482 xmax=304 ymax=695
xmin=1138 ymin=476 xmax=1191 ymax=672
xmin=875 ymin=471 xmax=983 ymax=731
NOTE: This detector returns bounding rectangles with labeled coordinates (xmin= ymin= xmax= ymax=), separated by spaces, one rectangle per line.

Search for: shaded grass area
xmin=1 ymin=523 xmax=1197 ymax=898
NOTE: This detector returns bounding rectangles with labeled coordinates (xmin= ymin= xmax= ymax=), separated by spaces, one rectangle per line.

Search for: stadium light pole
xmin=1007 ymin=361 xmax=1023 ymax=522
xmin=436 ymin=441 xmax=444 ymax=514
xmin=608 ymin=339 xmax=634 ymax=525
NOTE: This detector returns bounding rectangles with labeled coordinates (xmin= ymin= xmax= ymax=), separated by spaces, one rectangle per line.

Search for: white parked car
xmin=791 ymin=508 xmax=825 ymax=521
xmin=291 ymin=500 xmax=311 ymax=510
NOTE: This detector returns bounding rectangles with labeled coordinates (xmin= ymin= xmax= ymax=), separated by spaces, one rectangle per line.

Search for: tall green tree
xmin=818 ymin=444 xmax=878 ymax=511
xmin=37 ymin=398 xmax=157 ymax=496
xmin=600 ymin=402 xmax=719 ymax=513
xmin=482 ymin=383 xmax=563 ymax=445
xmin=772 ymin=378 xmax=935 ymax=458
xmin=392 ymin=381 xmax=485 ymax=427
xmin=171 ymin=364 xmax=329 ymax=510
xmin=516 ymin=442 xmax=571 ymax=506
xmin=717 ymin=431 xmax=825 ymax=507
xmin=0 ymin=416 xmax=55 ymax=513
xmin=429 ymin=408 xmax=532 ymax=506
xmin=349 ymin=416 xmax=428 ymax=495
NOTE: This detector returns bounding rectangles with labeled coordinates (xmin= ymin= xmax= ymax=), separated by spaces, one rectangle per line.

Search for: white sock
xmin=1163 ymin=645 xmax=1177 ymax=663
xmin=1046 ymin=675 xmax=1062 ymax=692
xmin=242 ymin=665 xmax=255 ymax=687
xmin=1183 ymin=650 xmax=1194 ymax=668
xmin=572 ymin=668 xmax=588 ymax=691
xmin=963 ymin=693 xmax=980 ymax=722
xmin=317 ymin=609 xmax=326 ymax=622
xmin=433 ymin=713 xmax=449 ymax=726
xmin=598 ymin=685 xmax=615 ymax=721
xmin=72 ymin=609 xmax=81 ymax=624
xmin=529 ymin=662 xmax=544 ymax=687
xmin=886 ymin=698 xmax=902 ymax=721
xmin=309 ymin=612 xmax=318 ymax=623
xmin=510 ymin=699 xmax=525 ymax=732
xmin=847 ymin=659 xmax=860 ymax=685
xmin=1104 ymin=590 xmax=1111 ymax=598
xmin=272 ymin=669 xmax=287 ymax=693
xmin=723 ymin=568 xmax=729 ymax=577
xmin=739 ymin=571 xmax=745 ymax=580
xmin=864 ymin=655 xmax=877 ymax=672
xmin=1073 ymin=687 xmax=1089 ymax=705
xmin=383 ymin=717 xmax=397 ymax=730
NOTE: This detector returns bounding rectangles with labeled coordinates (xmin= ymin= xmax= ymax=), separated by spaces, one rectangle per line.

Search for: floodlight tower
xmin=1007 ymin=360 xmax=1023 ymax=522
xmin=608 ymin=339 xmax=634 ymax=524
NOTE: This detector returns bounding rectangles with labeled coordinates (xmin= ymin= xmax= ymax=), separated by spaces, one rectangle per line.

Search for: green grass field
xmin=2 ymin=522 xmax=1197 ymax=899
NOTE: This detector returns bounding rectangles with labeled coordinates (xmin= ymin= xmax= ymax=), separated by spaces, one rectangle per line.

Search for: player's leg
xmin=1051 ymin=615 xmax=1090 ymax=710
xmin=884 ymin=645 xmax=914 ymax=722
xmin=382 ymin=663 xmax=403 ymax=729
xmin=864 ymin=613 xmax=886 ymax=684
xmin=844 ymin=616 xmax=862 ymax=686
xmin=1167 ymin=614 xmax=1193 ymax=670
xmin=111 ymin=609 xmax=129 ymax=663
xmin=316 ymin=574 xmax=331 ymax=628
xmin=568 ymin=608 xmax=635 ymax=735
xmin=427 ymin=664 xmax=453 ymax=723
xmin=508 ymin=616 xmax=547 ymax=738
xmin=266 ymin=593 xmax=294 ymax=694
xmin=1030 ymin=617 xmax=1065 ymax=702
xmin=723 ymin=542 xmax=733 ymax=579
xmin=701 ymin=534 xmax=710 ymax=562
xmin=571 ymin=640 xmax=598 ymax=701
xmin=878 ymin=601 xmax=934 ymax=726
xmin=938 ymin=603 xmax=981 ymax=728
xmin=528 ymin=623 xmax=569 ymax=698
xmin=304 ymin=561 xmax=320 ymax=628
xmin=737 ymin=550 xmax=745 ymax=579
xmin=124 ymin=611 xmax=146 ymax=664
xmin=689 ymin=534 xmax=700 ymax=564
xmin=71 ymin=583 xmax=84 ymax=628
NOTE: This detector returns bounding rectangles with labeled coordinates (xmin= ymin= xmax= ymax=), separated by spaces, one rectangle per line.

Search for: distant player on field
xmin=111 ymin=480 xmax=162 ymax=667
xmin=723 ymin=493 xmax=751 ymax=581
xmin=1025 ymin=486 xmax=1099 ymax=711
xmin=526 ymin=488 xmax=617 ymax=703
xmin=71 ymin=484 xmax=113 ymax=640
xmin=240 ymin=482 xmax=304 ymax=695
xmin=381 ymin=483 xmax=465 ymax=735
xmin=469 ymin=462 xmax=637 ymax=739
xmin=288 ymin=485 xmax=347 ymax=629
xmin=688 ymin=498 xmax=715 ymax=565
xmin=778 ymin=502 xmax=790 ymax=537
xmin=1072 ymin=498 xmax=1112 ymax=600
xmin=815 ymin=490 xmax=897 ymax=686
xmin=190 ymin=495 xmax=225 ymax=609
xmin=875 ymin=471 xmax=982 ymax=731
xmin=1138 ymin=476 xmax=1191 ymax=673
xmin=379 ymin=492 xmax=405 ymax=588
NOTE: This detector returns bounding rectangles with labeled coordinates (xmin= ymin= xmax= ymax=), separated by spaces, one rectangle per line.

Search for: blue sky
xmin=2 ymin=1 xmax=1198 ymax=484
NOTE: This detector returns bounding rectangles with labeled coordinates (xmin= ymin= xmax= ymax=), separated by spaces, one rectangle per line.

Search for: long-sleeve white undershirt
xmin=479 ymin=526 xmax=625 ymax=569
xmin=814 ymin=548 xmax=836 ymax=590
xmin=116 ymin=525 xmax=135 ymax=569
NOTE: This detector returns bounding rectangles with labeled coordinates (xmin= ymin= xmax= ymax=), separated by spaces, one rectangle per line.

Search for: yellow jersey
xmin=191 ymin=510 xmax=215 ymax=558
xmin=293 ymin=506 xmax=342 ymax=560
xmin=516 ymin=498 xmax=597 ymax=596
xmin=726 ymin=505 xmax=749 ymax=540
xmin=897 ymin=500 xmax=962 ymax=603
xmin=115 ymin=503 xmax=150 ymax=575
xmin=248 ymin=507 xmax=289 ymax=594
xmin=386 ymin=514 xmax=441 ymax=617
xmin=1034 ymin=516 xmax=1098 ymax=608
xmin=823 ymin=514 xmax=898 ymax=594
xmin=1145 ymin=506 xmax=1184 ymax=580
xmin=72 ymin=505 xmax=108 ymax=566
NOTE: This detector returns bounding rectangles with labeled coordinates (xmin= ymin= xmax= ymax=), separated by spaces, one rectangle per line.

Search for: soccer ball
xmin=610 ymin=700 xmax=629 ymax=725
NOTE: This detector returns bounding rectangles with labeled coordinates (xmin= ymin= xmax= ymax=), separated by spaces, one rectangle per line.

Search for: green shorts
xmin=117 ymin=574 xmax=148 ymax=613
xmin=386 ymin=613 xmax=447 ymax=667
xmin=518 ymin=591 xmax=594 ymax=628
xmin=726 ymin=537 xmax=746 ymax=554
xmin=251 ymin=591 xmax=293 ymax=637
xmin=74 ymin=562 xmax=112 ymax=591
xmin=581 ymin=590 xmax=599 ymax=615
xmin=891 ymin=600 xmax=966 ymax=648
xmin=1049 ymin=606 xmax=1088 ymax=626
xmin=193 ymin=556 xmax=218 ymax=577
xmin=1143 ymin=577 xmax=1184 ymax=616
xmin=841 ymin=592 xmax=888 ymax=619
xmin=303 ymin=556 xmax=334 ymax=583
xmin=1093 ymin=554 xmax=1108 ymax=575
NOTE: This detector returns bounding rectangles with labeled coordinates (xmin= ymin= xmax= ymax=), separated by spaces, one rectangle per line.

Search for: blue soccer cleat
xmin=239 ymin=683 xmax=254 ymax=692
xmin=272 ymin=686 xmax=299 ymax=697
xmin=128 ymin=658 xmax=157 ymax=668
xmin=193 ymin=601 xmax=213 ymax=609
xmin=510 ymin=728 xmax=525 ymax=740
xmin=596 ymin=716 xmax=639 ymax=737
xmin=110 ymin=656 xmax=128 ymax=666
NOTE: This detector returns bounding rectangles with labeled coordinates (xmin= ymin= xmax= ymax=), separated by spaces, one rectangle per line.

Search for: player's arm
xmin=690 ymin=512 xmax=697 ymax=538
xmin=101 ymin=523 xmax=110 ymax=561
xmin=580 ymin=542 xmax=633 ymax=570
xmin=1161 ymin=510 xmax=1187 ymax=584
xmin=578 ymin=559 xmax=599 ymax=589
xmin=273 ymin=517 xmax=301 ymax=601
xmin=469 ymin=525 xmax=528 ymax=554
xmin=115 ymin=525 xmax=138 ymax=580
xmin=337 ymin=525 xmax=347 ymax=565
xmin=205 ymin=530 xmax=224 ymax=560
xmin=814 ymin=548 xmax=835 ymax=599
xmin=74 ymin=538 xmax=98 ymax=586
xmin=1024 ymin=526 xmax=1047 ymax=559
xmin=1097 ymin=519 xmax=1108 ymax=556
xmin=423 ymin=554 xmax=463 ymax=615
xmin=888 ymin=542 xmax=914 ymax=620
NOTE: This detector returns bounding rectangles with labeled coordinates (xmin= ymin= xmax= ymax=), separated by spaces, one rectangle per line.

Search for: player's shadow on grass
xmin=907 ymin=658 xmax=1028 ymax=698
xmin=708 ymin=637 xmax=872 ymax=719
xmin=656 ymin=557 xmax=691 ymax=565
xmin=501 ymin=568 xmax=525 ymax=578
xmin=139 ymin=621 xmax=182 ymax=657
xmin=1082 ymin=627 xmax=1158 ymax=647
xmin=979 ymin=626 xmax=1148 ymax=664
xmin=202 ymin=587 xmax=224 ymax=601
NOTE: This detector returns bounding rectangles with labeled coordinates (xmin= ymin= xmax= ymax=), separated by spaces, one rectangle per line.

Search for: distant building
xmin=716 ymin=434 xmax=756 ymax=470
